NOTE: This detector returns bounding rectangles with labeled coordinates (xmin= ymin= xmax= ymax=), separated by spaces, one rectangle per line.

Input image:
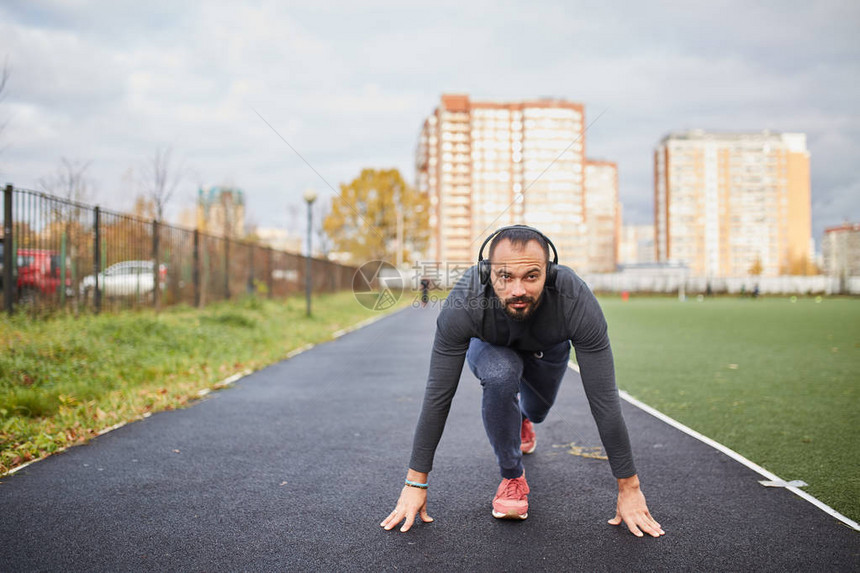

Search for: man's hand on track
xmin=381 ymin=486 xmax=434 ymax=533
xmin=609 ymin=475 xmax=665 ymax=538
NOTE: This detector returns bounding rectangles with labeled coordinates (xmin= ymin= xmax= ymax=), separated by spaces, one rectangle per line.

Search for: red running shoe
xmin=521 ymin=418 xmax=536 ymax=454
xmin=492 ymin=473 xmax=530 ymax=519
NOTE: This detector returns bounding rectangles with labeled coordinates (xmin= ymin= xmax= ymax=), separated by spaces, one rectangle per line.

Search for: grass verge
xmin=598 ymin=295 xmax=859 ymax=523
xmin=0 ymin=292 xmax=399 ymax=475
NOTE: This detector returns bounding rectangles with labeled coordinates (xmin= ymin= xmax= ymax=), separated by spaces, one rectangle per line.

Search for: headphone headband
xmin=477 ymin=225 xmax=559 ymax=264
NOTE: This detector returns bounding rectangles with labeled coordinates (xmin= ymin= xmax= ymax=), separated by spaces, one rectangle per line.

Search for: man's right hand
xmin=380 ymin=483 xmax=434 ymax=533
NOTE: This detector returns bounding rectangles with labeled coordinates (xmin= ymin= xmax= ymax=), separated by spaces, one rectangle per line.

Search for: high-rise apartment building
xmin=619 ymin=224 xmax=656 ymax=266
xmin=654 ymin=130 xmax=810 ymax=277
xmin=416 ymin=94 xmax=617 ymax=272
xmin=197 ymin=186 xmax=246 ymax=238
xmin=584 ymin=160 xmax=620 ymax=272
xmin=822 ymin=223 xmax=860 ymax=278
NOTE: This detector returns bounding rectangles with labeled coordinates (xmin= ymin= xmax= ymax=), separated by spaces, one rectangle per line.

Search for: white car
xmin=80 ymin=260 xmax=167 ymax=298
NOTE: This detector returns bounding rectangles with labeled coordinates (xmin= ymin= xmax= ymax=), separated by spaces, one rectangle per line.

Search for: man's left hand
xmin=608 ymin=475 xmax=665 ymax=538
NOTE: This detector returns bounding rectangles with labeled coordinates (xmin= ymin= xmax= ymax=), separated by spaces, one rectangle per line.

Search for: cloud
xmin=0 ymin=0 xmax=857 ymax=250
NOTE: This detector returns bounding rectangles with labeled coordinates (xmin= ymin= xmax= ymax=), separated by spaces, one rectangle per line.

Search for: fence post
xmin=3 ymin=184 xmax=14 ymax=315
xmin=224 ymin=237 xmax=231 ymax=300
xmin=93 ymin=206 xmax=102 ymax=313
xmin=193 ymin=229 xmax=201 ymax=308
xmin=60 ymin=232 xmax=67 ymax=307
xmin=266 ymin=247 xmax=273 ymax=299
xmin=247 ymin=244 xmax=255 ymax=295
xmin=152 ymin=219 xmax=160 ymax=311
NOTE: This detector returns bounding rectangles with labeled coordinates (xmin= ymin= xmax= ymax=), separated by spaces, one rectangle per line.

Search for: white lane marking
xmin=289 ymin=307 xmax=407 ymax=357
xmin=97 ymin=421 xmax=128 ymax=436
xmin=332 ymin=306 xmax=410 ymax=339
xmin=285 ymin=344 xmax=313 ymax=359
xmin=617 ymin=388 xmax=860 ymax=532
xmin=567 ymin=359 xmax=858 ymax=530
xmin=760 ymin=479 xmax=808 ymax=488
xmin=5 ymin=459 xmax=37 ymax=476
xmin=218 ymin=370 xmax=251 ymax=386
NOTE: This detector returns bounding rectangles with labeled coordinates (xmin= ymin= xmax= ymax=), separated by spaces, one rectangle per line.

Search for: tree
xmin=140 ymin=146 xmax=183 ymax=222
xmin=748 ymin=256 xmax=763 ymax=276
xmin=139 ymin=147 xmax=184 ymax=312
xmin=323 ymin=168 xmax=429 ymax=264
xmin=787 ymin=254 xmax=820 ymax=276
xmin=39 ymin=157 xmax=94 ymax=270
xmin=39 ymin=158 xmax=94 ymax=312
xmin=40 ymin=157 xmax=93 ymax=205
xmin=131 ymin=194 xmax=157 ymax=220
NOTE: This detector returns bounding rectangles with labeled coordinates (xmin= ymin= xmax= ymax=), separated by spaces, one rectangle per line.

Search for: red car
xmin=15 ymin=248 xmax=73 ymax=302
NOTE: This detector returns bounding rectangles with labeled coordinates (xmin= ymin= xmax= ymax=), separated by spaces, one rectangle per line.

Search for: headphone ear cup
xmin=546 ymin=262 xmax=557 ymax=287
xmin=478 ymin=260 xmax=491 ymax=285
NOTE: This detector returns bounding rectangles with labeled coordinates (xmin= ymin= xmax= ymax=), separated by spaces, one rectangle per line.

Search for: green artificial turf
xmin=597 ymin=295 xmax=859 ymax=524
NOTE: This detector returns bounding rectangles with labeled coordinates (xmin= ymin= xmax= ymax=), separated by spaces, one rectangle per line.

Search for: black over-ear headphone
xmin=477 ymin=225 xmax=559 ymax=286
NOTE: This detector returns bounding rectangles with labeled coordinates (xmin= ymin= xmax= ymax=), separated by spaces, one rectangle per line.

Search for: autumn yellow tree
xmin=323 ymin=168 xmax=429 ymax=264
xmin=131 ymin=194 xmax=157 ymax=220
xmin=748 ymin=256 xmax=763 ymax=276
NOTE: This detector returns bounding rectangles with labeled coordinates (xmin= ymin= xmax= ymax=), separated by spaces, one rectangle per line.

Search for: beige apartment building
xmin=416 ymin=94 xmax=618 ymax=272
xmin=619 ymin=224 xmax=656 ymax=266
xmin=654 ymin=130 xmax=811 ymax=277
xmin=197 ymin=186 xmax=246 ymax=238
xmin=822 ymin=223 xmax=860 ymax=278
xmin=584 ymin=160 xmax=620 ymax=272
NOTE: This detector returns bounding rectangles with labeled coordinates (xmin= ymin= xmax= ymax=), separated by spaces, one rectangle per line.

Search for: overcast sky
xmin=1 ymin=1 xmax=858 ymax=249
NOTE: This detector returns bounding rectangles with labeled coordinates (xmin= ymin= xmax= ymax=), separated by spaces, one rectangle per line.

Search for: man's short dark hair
xmin=488 ymin=227 xmax=550 ymax=261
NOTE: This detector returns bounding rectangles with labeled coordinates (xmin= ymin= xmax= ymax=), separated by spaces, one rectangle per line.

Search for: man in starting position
xmin=381 ymin=226 xmax=663 ymax=537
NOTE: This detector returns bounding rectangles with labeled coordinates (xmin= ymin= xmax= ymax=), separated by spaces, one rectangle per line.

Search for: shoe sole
xmin=492 ymin=509 xmax=528 ymax=520
xmin=521 ymin=442 xmax=536 ymax=454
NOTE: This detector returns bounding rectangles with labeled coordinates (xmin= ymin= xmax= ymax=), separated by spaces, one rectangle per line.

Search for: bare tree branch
xmin=40 ymin=157 xmax=93 ymax=204
xmin=141 ymin=146 xmax=183 ymax=222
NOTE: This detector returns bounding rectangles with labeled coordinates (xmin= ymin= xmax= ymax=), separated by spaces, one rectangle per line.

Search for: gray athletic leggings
xmin=466 ymin=338 xmax=571 ymax=479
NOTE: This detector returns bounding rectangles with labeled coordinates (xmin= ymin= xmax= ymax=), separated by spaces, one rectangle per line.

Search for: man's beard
xmin=503 ymin=294 xmax=541 ymax=321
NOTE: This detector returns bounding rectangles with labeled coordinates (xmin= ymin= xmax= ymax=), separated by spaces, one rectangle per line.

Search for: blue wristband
xmin=405 ymin=479 xmax=428 ymax=489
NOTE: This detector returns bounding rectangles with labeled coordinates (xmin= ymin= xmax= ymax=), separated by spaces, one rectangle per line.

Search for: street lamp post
xmin=303 ymin=188 xmax=317 ymax=317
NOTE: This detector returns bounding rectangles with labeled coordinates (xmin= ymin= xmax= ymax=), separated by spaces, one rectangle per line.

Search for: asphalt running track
xmin=1 ymin=306 xmax=858 ymax=572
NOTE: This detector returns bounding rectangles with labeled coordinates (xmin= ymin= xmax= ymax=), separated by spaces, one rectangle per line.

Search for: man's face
xmin=489 ymin=238 xmax=547 ymax=321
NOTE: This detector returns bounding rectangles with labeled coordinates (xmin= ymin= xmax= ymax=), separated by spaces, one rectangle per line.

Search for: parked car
xmin=15 ymin=248 xmax=73 ymax=301
xmin=80 ymin=260 xmax=167 ymax=299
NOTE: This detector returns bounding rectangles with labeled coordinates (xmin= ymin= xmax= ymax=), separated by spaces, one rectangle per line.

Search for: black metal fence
xmin=1 ymin=185 xmax=356 ymax=315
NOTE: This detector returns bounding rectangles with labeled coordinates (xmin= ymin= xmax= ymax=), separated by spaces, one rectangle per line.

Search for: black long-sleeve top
xmin=408 ymin=265 xmax=636 ymax=479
